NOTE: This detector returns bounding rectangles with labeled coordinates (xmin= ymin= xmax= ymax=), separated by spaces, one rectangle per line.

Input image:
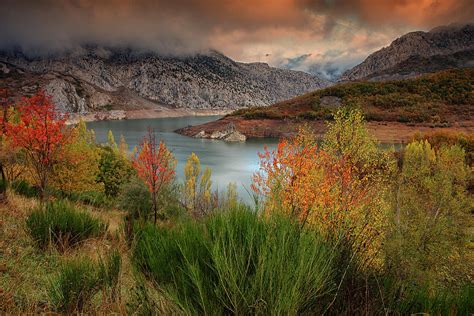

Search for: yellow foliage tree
xmin=51 ymin=120 xmax=103 ymax=193
xmin=183 ymin=152 xmax=212 ymax=216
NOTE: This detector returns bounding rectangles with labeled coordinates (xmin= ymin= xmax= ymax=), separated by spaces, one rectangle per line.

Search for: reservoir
xmin=87 ymin=116 xmax=278 ymax=203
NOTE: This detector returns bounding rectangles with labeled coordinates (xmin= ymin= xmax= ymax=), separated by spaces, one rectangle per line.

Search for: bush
xmin=97 ymin=146 xmax=133 ymax=197
xmin=242 ymin=109 xmax=285 ymax=120
xmin=11 ymin=180 xmax=40 ymax=198
xmin=118 ymin=177 xmax=152 ymax=220
xmin=383 ymin=281 xmax=474 ymax=315
xmin=58 ymin=190 xmax=110 ymax=208
xmin=49 ymin=251 xmax=122 ymax=313
xmin=133 ymin=207 xmax=336 ymax=314
xmin=26 ymin=200 xmax=107 ymax=251
xmin=72 ymin=191 xmax=109 ymax=208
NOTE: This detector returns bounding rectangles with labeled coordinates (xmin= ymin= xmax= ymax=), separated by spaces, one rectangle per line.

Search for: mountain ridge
xmin=340 ymin=23 xmax=474 ymax=81
xmin=0 ymin=46 xmax=331 ymax=114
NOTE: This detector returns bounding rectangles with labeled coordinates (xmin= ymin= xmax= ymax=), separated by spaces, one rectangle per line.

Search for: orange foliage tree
xmin=0 ymin=88 xmax=11 ymax=192
xmin=132 ymin=129 xmax=176 ymax=224
xmin=252 ymin=128 xmax=363 ymax=233
xmin=6 ymin=91 xmax=69 ymax=201
xmin=253 ymin=110 xmax=395 ymax=264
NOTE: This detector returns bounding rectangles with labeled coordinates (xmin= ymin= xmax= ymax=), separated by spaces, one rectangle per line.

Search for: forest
xmin=0 ymin=89 xmax=473 ymax=314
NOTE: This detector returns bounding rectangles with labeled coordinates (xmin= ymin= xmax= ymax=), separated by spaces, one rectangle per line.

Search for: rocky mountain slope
xmin=0 ymin=47 xmax=330 ymax=114
xmin=340 ymin=23 xmax=474 ymax=81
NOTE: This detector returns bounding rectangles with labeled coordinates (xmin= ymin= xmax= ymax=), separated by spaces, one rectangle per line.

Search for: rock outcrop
xmin=191 ymin=123 xmax=246 ymax=142
xmin=0 ymin=47 xmax=330 ymax=114
xmin=340 ymin=23 xmax=474 ymax=81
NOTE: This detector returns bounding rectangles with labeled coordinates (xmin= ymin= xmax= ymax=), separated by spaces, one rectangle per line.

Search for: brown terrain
xmin=177 ymin=69 xmax=474 ymax=143
xmin=176 ymin=116 xmax=474 ymax=143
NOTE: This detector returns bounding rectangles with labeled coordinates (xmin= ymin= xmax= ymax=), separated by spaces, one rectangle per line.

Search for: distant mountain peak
xmin=340 ymin=23 xmax=474 ymax=81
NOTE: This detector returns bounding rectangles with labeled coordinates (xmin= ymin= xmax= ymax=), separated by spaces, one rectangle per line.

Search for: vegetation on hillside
xmin=231 ymin=68 xmax=474 ymax=125
xmin=0 ymin=90 xmax=472 ymax=314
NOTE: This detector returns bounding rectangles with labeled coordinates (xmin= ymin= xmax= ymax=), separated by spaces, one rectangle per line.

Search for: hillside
xmin=364 ymin=50 xmax=474 ymax=81
xmin=177 ymin=69 xmax=474 ymax=142
xmin=340 ymin=23 xmax=474 ymax=81
xmin=0 ymin=47 xmax=330 ymax=116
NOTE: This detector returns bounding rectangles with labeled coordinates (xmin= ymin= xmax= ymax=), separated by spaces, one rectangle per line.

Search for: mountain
xmin=340 ymin=23 xmax=474 ymax=81
xmin=0 ymin=47 xmax=330 ymax=114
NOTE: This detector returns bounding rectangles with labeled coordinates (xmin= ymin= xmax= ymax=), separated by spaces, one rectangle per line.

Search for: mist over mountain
xmin=0 ymin=45 xmax=330 ymax=114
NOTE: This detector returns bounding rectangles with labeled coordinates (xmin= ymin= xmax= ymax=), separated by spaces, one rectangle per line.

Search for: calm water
xmin=87 ymin=116 xmax=278 ymax=202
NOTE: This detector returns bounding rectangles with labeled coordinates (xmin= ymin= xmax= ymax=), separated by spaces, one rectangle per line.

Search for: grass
xmin=48 ymin=257 xmax=102 ymax=313
xmin=9 ymin=179 xmax=111 ymax=208
xmin=48 ymin=250 xmax=122 ymax=313
xmin=26 ymin=200 xmax=108 ymax=251
xmin=0 ymin=190 xmax=143 ymax=313
xmin=2 ymin=188 xmax=472 ymax=314
xmin=132 ymin=206 xmax=336 ymax=315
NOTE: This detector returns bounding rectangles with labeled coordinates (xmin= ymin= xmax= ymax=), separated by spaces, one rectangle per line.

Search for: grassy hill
xmin=231 ymin=68 xmax=474 ymax=125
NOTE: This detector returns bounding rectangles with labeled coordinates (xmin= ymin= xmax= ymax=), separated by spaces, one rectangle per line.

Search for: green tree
xmin=386 ymin=140 xmax=472 ymax=289
xmin=97 ymin=144 xmax=133 ymax=197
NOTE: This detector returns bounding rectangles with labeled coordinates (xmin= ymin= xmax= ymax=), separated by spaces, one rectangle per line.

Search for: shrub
xmin=26 ymin=200 xmax=107 ymax=251
xmin=133 ymin=206 xmax=336 ymax=314
xmin=11 ymin=180 xmax=40 ymax=198
xmin=385 ymin=141 xmax=471 ymax=289
xmin=242 ymin=109 xmax=284 ymax=120
xmin=119 ymin=177 xmax=152 ymax=220
xmin=72 ymin=191 xmax=109 ymax=208
xmin=97 ymin=145 xmax=133 ymax=197
xmin=383 ymin=281 xmax=474 ymax=315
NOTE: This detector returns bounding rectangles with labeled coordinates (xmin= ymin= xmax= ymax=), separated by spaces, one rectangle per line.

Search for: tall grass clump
xmin=49 ymin=258 xmax=100 ymax=313
xmin=98 ymin=249 xmax=122 ymax=301
xmin=26 ymin=200 xmax=107 ymax=251
xmin=132 ymin=206 xmax=337 ymax=314
xmin=49 ymin=251 xmax=122 ymax=313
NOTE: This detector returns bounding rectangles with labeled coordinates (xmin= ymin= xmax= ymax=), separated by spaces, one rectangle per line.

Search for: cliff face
xmin=340 ymin=24 xmax=474 ymax=81
xmin=0 ymin=47 xmax=330 ymax=114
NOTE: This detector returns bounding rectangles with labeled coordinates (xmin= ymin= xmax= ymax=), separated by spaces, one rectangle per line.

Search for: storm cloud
xmin=1 ymin=0 xmax=473 ymax=76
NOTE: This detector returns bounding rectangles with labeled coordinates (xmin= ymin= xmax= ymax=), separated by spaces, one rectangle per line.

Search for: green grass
xmin=26 ymin=200 xmax=108 ymax=251
xmin=48 ymin=250 xmax=122 ymax=313
xmin=11 ymin=180 xmax=40 ymax=198
xmin=382 ymin=280 xmax=474 ymax=315
xmin=132 ymin=206 xmax=336 ymax=314
xmin=48 ymin=257 xmax=101 ymax=313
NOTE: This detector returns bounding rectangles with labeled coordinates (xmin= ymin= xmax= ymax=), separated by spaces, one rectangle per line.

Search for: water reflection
xmin=87 ymin=116 xmax=278 ymax=203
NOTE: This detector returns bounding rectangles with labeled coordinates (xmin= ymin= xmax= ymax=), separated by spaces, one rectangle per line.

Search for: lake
xmin=87 ymin=116 xmax=279 ymax=203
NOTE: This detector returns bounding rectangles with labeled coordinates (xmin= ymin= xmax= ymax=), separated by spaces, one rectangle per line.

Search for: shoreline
xmin=176 ymin=116 xmax=474 ymax=144
xmin=66 ymin=108 xmax=231 ymax=124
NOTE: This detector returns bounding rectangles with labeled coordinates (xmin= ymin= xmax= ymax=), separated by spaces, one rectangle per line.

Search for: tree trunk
xmin=153 ymin=191 xmax=157 ymax=225
xmin=0 ymin=163 xmax=6 ymax=202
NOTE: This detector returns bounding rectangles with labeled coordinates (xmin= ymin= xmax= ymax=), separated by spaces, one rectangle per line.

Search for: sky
xmin=1 ymin=0 xmax=473 ymax=80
